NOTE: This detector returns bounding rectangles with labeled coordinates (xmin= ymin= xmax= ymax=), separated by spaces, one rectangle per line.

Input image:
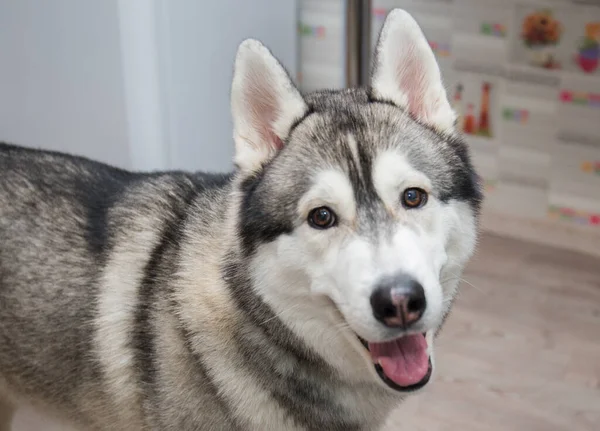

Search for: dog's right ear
xmin=231 ymin=39 xmax=308 ymax=173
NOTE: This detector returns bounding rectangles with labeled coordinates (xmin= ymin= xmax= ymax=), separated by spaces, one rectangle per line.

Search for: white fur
xmin=250 ymin=169 xmax=371 ymax=379
xmin=94 ymin=214 xmax=160 ymax=428
xmin=231 ymin=39 xmax=308 ymax=172
xmin=372 ymin=150 xmax=433 ymax=212
xmin=249 ymin=245 xmax=399 ymax=422
xmin=345 ymin=134 xmax=363 ymax=180
xmin=371 ymin=9 xmax=456 ymax=135
xmin=250 ymin=151 xmax=477 ymax=394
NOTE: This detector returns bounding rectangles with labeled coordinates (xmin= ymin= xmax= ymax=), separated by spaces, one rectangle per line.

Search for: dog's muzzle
xmin=361 ymin=273 xmax=432 ymax=391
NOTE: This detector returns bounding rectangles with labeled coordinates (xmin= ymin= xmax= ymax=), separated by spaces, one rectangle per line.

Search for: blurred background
xmin=1 ymin=0 xmax=599 ymax=430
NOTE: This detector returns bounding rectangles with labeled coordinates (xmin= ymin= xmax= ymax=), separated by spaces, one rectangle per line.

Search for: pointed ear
xmin=370 ymin=9 xmax=455 ymax=134
xmin=231 ymin=39 xmax=308 ymax=172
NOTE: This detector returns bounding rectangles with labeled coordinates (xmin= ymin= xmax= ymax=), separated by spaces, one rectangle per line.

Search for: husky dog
xmin=0 ymin=9 xmax=481 ymax=431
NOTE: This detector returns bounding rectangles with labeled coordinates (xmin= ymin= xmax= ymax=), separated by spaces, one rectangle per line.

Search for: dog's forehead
xmin=283 ymin=97 xmax=434 ymax=192
xmin=290 ymin=97 xmax=402 ymax=168
xmin=257 ymin=88 xmax=480 ymax=235
xmin=278 ymin=89 xmax=480 ymax=209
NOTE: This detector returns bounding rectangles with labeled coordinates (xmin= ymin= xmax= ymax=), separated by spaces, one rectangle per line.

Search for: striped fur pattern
xmin=0 ymin=10 xmax=481 ymax=431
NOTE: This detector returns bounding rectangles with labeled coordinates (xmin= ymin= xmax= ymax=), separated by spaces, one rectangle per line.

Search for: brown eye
xmin=401 ymin=188 xmax=427 ymax=209
xmin=308 ymin=206 xmax=337 ymax=229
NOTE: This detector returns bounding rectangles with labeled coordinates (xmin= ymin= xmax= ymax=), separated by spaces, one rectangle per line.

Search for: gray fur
xmin=0 ymin=19 xmax=481 ymax=431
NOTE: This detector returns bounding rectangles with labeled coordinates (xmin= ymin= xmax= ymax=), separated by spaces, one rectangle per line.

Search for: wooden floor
xmin=385 ymin=233 xmax=600 ymax=431
xmin=12 ymin=234 xmax=600 ymax=430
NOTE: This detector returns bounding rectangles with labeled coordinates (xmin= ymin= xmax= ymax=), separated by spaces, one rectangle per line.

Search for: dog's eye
xmin=401 ymin=188 xmax=428 ymax=209
xmin=308 ymin=207 xmax=337 ymax=229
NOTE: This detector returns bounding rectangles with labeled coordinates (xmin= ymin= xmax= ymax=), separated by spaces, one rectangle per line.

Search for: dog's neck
xmin=174 ymin=179 xmax=401 ymax=430
xmin=220 ymin=249 xmax=400 ymax=429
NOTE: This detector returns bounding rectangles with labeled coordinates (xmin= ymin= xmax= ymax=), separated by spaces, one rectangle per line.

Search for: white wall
xmin=157 ymin=0 xmax=299 ymax=172
xmin=0 ymin=0 xmax=299 ymax=174
xmin=0 ymin=0 xmax=131 ymax=169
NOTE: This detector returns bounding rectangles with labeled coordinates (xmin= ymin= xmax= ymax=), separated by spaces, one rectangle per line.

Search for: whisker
xmin=443 ymin=272 xmax=484 ymax=293
xmin=258 ymin=303 xmax=302 ymax=326
xmin=457 ymin=277 xmax=483 ymax=292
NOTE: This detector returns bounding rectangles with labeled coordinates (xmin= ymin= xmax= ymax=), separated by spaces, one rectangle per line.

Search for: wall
xmin=157 ymin=0 xmax=299 ymax=173
xmin=298 ymin=0 xmax=348 ymax=92
xmin=0 ymin=0 xmax=131 ymax=169
xmin=0 ymin=0 xmax=299 ymax=174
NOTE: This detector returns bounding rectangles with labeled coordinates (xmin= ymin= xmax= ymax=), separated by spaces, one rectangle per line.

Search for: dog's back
xmin=0 ymin=143 xmax=233 ymax=429
xmin=0 ymin=142 xmax=130 ymax=426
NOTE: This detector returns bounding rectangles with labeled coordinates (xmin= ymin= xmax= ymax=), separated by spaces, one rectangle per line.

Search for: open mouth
xmin=359 ymin=333 xmax=432 ymax=392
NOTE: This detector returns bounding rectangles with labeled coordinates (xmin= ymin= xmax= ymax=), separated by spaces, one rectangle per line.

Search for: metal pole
xmin=345 ymin=0 xmax=372 ymax=88
xmin=359 ymin=0 xmax=372 ymax=87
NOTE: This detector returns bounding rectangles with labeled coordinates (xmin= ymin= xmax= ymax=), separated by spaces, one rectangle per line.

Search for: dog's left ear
xmin=370 ymin=9 xmax=455 ymax=134
xmin=231 ymin=39 xmax=308 ymax=173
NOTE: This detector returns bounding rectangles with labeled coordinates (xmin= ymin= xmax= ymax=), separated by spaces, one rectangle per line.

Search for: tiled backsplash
xmin=299 ymin=0 xmax=600 ymax=249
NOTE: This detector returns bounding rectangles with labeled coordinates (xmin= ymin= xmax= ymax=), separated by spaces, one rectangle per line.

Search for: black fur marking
xmin=363 ymin=97 xmax=482 ymax=211
xmin=0 ymin=142 xmax=234 ymax=260
xmin=288 ymin=107 xmax=315 ymax=135
xmin=222 ymin=257 xmax=363 ymax=431
xmin=188 ymin=171 xmax=234 ymax=189
xmin=82 ymin=171 xmax=231 ymax=260
xmin=238 ymin=170 xmax=294 ymax=257
xmin=0 ymin=142 xmax=133 ymax=259
xmin=341 ymin=132 xmax=389 ymax=229
xmin=134 ymin=182 xmax=198 ymax=399
xmin=437 ymin=135 xmax=484 ymax=209
xmin=222 ymin=257 xmax=319 ymax=365
xmin=366 ymin=91 xmax=400 ymax=109
xmin=354 ymin=133 xmax=380 ymax=208
xmin=77 ymin=170 xmax=135 ymax=259
xmin=174 ymin=319 xmax=242 ymax=430
xmin=0 ymin=142 xmax=112 ymax=422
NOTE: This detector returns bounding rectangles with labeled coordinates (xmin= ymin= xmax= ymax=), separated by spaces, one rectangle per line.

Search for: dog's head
xmin=230 ymin=9 xmax=482 ymax=393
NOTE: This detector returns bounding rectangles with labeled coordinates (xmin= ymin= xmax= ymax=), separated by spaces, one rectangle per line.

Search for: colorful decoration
xmin=478 ymin=82 xmax=492 ymax=137
xmin=480 ymin=22 xmax=506 ymax=38
xmin=581 ymin=161 xmax=600 ymax=176
xmin=559 ymin=90 xmax=600 ymax=108
xmin=502 ymin=107 xmax=530 ymax=124
xmin=428 ymin=41 xmax=451 ymax=57
xmin=458 ymin=82 xmax=493 ymax=137
xmin=298 ymin=23 xmax=326 ymax=39
xmin=521 ymin=10 xmax=562 ymax=47
xmin=574 ymin=22 xmax=600 ymax=73
xmin=463 ymin=103 xmax=477 ymax=134
xmin=548 ymin=205 xmax=600 ymax=226
xmin=452 ymin=83 xmax=464 ymax=128
xmin=521 ymin=10 xmax=562 ymax=69
xmin=373 ymin=8 xmax=388 ymax=21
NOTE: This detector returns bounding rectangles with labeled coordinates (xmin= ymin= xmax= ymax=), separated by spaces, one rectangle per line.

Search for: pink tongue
xmin=368 ymin=334 xmax=429 ymax=387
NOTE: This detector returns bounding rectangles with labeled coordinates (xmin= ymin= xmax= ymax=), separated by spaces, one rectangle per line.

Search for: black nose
xmin=370 ymin=274 xmax=427 ymax=328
